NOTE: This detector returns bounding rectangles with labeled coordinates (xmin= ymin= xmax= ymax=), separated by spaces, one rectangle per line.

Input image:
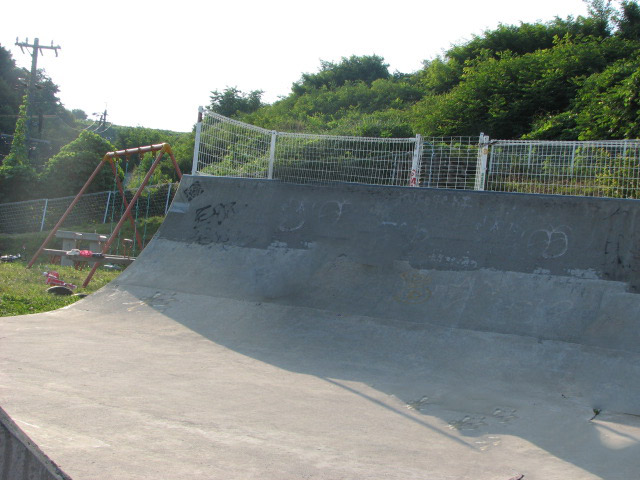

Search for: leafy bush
xmin=40 ymin=131 xmax=120 ymax=198
xmin=594 ymin=153 xmax=640 ymax=198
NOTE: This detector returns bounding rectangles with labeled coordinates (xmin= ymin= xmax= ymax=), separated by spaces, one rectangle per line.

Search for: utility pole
xmin=15 ymin=37 xmax=61 ymax=140
xmin=91 ymin=108 xmax=109 ymax=135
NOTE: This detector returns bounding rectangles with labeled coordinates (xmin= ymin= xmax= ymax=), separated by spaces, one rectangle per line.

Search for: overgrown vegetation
xmin=4 ymin=1 xmax=640 ymax=205
xmin=0 ymin=47 xmax=194 ymax=203
xmin=0 ymin=261 xmax=120 ymax=316
xmin=203 ymin=1 xmax=640 ymax=144
xmin=0 ymin=215 xmax=165 ymax=316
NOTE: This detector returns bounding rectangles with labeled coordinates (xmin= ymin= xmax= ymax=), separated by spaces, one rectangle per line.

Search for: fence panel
xmin=195 ymin=112 xmax=484 ymax=189
xmin=420 ymin=137 xmax=480 ymax=190
xmin=43 ymin=191 xmax=111 ymax=232
xmin=197 ymin=112 xmax=272 ymax=178
xmin=487 ymin=140 xmax=640 ymax=198
xmin=273 ymin=132 xmax=417 ymax=186
xmin=0 ymin=199 xmax=47 ymax=234
xmin=0 ymin=183 xmax=179 ymax=236
xmin=194 ymin=112 xmax=640 ymax=200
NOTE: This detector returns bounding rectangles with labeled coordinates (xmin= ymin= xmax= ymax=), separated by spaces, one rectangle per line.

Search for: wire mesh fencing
xmin=487 ymin=140 xmax=640 ymax=198
xmin=0 ymin=183 xmax=179 ymax=236
xmin=272 ymin=133 xmax=419 ymax=186
xmin=194 ymin=112 xmax=487 ymax=189
xmin=194 ymin=110 xmax=640 ymax=200
xmin=195 ymin=111 xmax=433 ymax=186
xmin=419 ymin=137 xmax=482 ymax=190
xmin=0 ymin=199 xmax=49 ymax=235
xmin=196 ymin=113 xmax=273 ymax=178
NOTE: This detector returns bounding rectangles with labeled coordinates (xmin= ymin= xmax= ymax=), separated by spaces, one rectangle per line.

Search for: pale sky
xmin=2 ymin=0 xmax=590 ymax=133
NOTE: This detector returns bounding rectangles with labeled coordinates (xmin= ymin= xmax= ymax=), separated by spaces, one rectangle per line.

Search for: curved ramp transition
xmin=1 ymin=175 xmax=639 ymax=480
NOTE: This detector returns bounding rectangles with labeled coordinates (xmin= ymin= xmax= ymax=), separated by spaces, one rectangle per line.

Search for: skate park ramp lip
xmin=1 ymin=175 xmax=639 ymax=480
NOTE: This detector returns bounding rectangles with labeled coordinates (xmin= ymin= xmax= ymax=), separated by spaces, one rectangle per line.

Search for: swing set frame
xmin=27 ymin=143 xmax=182 ymax=287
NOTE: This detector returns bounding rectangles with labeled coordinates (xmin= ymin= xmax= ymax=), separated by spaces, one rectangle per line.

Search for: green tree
xmin=444 ymin=15 xmax=612 ymax=67
xmin=125 ymin=131 xmax=194 ymax=188
xmin=417 ymin=57 xmax=462 ymax=95
xmin=0 ymin=47 xmax=24 ymax=161
xmin=0 ymin=49 xmax=22 ymax=123
xmin=242 ymin=56 xmax=418 ymax=137
xmin=411 ymin=35 xmax=635 ymax=138
xmin=40 ymin=131 xmax=120 ymax=198
xmin=110 ymin=125 xmax=174 ymax=151
xmin=584 ymin=0 xmax=616 ymax=34
xmin=71 ymin=109 xmax=88 ymax=121
xmin=573 ymin=54 xmax=640 ymax=138
xmin=170 ymin=131 xmax=196 ymax=177
xmin=4 ymin=96 xmax=30 ymax=166
xmin=615 ymin=0 xmax=640 ymax=39
xmin=94 ymin=125 xmax=184 ymax=175
xmin=211 ymin=3 xmax=640 ymax=142
xmin=208 ymin=87 xmax=263 ymax=118
xmin=0 ymin=96 xmax=39 ymax=202
xmin=0 ymin=49 xmax=85 ymax=170
xmin=523 ymin=112 xmax=581 ymax=140
xmin=292 ymin=55 xmax=390 ymax=95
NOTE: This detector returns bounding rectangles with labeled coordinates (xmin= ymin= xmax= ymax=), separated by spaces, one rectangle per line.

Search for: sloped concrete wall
xmin=0 ymin=407 xmax=70 ymax=480
xmin=118 ymin=176 xmax=640 ymax=353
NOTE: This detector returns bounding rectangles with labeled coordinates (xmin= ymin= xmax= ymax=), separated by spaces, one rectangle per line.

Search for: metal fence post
xmin=39 ymin=199 xmax=48 ymax=232
xmin=268 ymin=131 xmax=277 ymax=180
xmin=474 ymin=133 xmax=490 ymax=191
xmin=424 ymin=141 xmax=435 ymax=188
xmin=191 ymin=106 xmax=204 ymax=176
xmin=103 ymin=191 xmax=112 ymax=224
xmin=409 ymin=134 xmax=423 ymax=187
xmin=164 ymin=183 xmax=172 ymax=214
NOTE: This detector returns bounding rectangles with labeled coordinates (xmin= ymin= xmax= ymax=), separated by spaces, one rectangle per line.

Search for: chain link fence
xmin=194 ymin=110 xmax=640 ymax=200
xmin=0 ymin=183 xmax=178 ymax=235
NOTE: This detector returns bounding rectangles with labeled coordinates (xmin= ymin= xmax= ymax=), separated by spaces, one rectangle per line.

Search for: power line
xmin=93 ymin=122 xmax=113 ymax=134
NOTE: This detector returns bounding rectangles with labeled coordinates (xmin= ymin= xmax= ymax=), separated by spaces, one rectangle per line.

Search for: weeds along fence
xmin=193 ymin=111 xmax=640 ymax=200
xmin=194 ymin=112 xmax=478 ymax=188
xmin=486 ymin=140 xmax=640 ymax=198
xmin=0 ymin=183 xmax=179 ymax=237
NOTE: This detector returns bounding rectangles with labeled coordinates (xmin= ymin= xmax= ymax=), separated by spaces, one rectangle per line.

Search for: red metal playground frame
xmin=27 ymin=143 xmax=182 ymax=287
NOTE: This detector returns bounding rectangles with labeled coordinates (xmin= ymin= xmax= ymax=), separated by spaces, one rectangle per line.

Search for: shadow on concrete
xmin=4 ymin=175 xmax=640 ymax=479
xmin=101 ymin=175 xmax=640 ymax=479
xmin=105 ymin=280 xmax=640 ymax=480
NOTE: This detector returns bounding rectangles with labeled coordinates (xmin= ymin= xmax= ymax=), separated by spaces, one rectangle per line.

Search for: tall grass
xmin=0 ymin=261 xmax=121 ymax=317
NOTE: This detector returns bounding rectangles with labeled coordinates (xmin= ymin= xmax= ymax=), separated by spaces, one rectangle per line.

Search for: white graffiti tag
xmin=527 ymin=226 xmax=570 ymax=259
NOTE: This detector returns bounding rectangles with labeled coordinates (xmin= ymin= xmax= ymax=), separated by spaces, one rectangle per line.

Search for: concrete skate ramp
xmin=0 ymin=406 xmax=71 ymax=480
xmin=1 ymin=175 xmax=640 ymax=480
